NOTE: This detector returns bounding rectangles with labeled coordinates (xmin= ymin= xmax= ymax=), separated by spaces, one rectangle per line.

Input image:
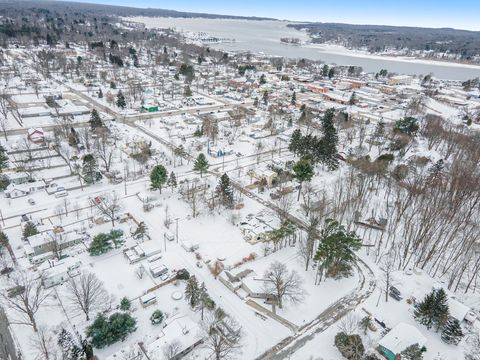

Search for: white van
xmin=55 ymin=187 xmax=68 ymax=198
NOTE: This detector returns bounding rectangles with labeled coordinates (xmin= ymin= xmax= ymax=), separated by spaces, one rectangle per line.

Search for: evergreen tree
xmin=314 ymin=219 xmax=362 ymax=280
xmin=289 ymin=129 xmax=302 ymax=155
xmin=441 ymin=318 xmax=464 ymax=345
xmin=414 ymin=288 xmax=449 ymax=331
xmin=322 ymin=64 xmax=329 ymax=77
xmin=291 ymin=91 xmax=296 ymax=105
xmin=253 ymin=97 xmax=259 ymax=107
xmin=167 ymin=171 xmax=177 ymax=191
xmin=349 ymin=92 xmax=357 ymax=106
xmin=97 ymin=88 xmax=103 ymax=98
xmin=185 ymin=275 xmax=200 ymax=309
xmin=215 ymin=173 xmax=234 ymax=208
xmin=58 ymin=328 xmax=83 ymax=360
xmin=193 ymin=153 xmax=209 ymax=177
xmin=88 ymin=233 xmax=113 ymax=256
xmin=0 ymin=231 xmax=9 ymax=250
xmin=150 ymin=309 xmax=164 ymax=325
xmin=89 ymin=109 xmax=102 ymax=129
xmin=22 ymin=221 xmax=38 ymax=239
xmin=119 ymin=297 xmax=131 ymax=311
xmin=184 ymin=85 xmax=192 ymax=97
xmin=400 ymin=343 xmax=425 ymax=360
xmin=82 ymin=154 xmax=100 ymax=184
xmin=328 ymin=67 xmax=335 ymax=79
xmin=432 ymin=288 xmax=450 ymax=331
xmin=116 ymin=90 xmax=126 ymax=109
xmin=150 ymin=165 xmax=168 ymax=193
xmin=395 ymin=117 xmax=419 ymax=136
xmin=0 ymin=147 xmax=9 ymax=172
xmin=292 ymin=159 xmax=314 ymax=201
xmin=198 ymin=282 xmax=215 ymax=320
xmin=86 ymin=312 xmax=136 ymax=349
xmin=321 ymin=108 xmax=339 ymax=171
xmin=262 ymin=90 xmax=269 ymax=105
xmin=259 ymin=74 xmax=266 ymax=84
xmin=132 ymin=221 xmax=148 ymax=240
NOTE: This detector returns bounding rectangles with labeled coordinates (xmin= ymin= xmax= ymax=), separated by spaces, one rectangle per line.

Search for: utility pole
xmin=175 ymin=217 xmax=179 ymax=243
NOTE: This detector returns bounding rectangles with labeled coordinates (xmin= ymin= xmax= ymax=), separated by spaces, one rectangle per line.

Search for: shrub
xmin=150 ymin=310 xmax=164 ymax=325
xmin=87 ymin=312 xmax=136 ymax=348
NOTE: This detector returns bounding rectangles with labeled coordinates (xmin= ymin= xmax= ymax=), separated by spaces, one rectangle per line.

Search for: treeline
xmin=288 ymin=22 xmax=480 ymax=61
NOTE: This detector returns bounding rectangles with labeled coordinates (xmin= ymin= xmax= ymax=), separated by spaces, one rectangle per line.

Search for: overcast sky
xmin=65 ymin=0 xmax=480 ymax=31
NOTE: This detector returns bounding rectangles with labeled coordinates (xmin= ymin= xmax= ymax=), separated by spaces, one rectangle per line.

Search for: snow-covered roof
xmin=379 ymin=322 xmax=427 ymax=354
xmin=147 ymin=313 xmax=203 ymax=357
xmin=448 ymin=298 xmax=470 ymax=321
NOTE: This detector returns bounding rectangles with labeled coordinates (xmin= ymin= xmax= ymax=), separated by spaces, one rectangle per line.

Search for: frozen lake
xmin=129 ymin=16 xmax=480 ymax=81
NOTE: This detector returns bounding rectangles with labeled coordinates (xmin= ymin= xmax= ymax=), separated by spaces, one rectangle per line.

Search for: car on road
xmin=28 ymin=198 xmax=35 ymax=205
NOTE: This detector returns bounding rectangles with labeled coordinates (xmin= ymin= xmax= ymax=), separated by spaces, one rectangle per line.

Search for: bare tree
xmin=379 ymin=251 xmax=396 ymax=303
xmin=30 ymin=326 xmax=58 ymax=360
xmin=95 ymin=192 xmax=123 ymax=226
xmin=94 ymin=134 xmax=116 ymax=173
xmin=0 ymin=271 xmax=50 ymax=332
xmin=202 ymin=308 xmax=243 ymax=360
xmin=263 ymin=261 xmax=305 ymax=309
xmin=65 ymin=272 xmax=109 ymax=321
xmin=162 ymin=340 xmax=182 ymax=360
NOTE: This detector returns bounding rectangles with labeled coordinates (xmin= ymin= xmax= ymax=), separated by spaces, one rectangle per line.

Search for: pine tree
xmin=414 ymin=288 xmax=449 ymax=331
xmin=89 ymin=109 xmax=102 ymax=129
xmin=289 ymin=129 xmax=302 ymax=155
xmin=0 ymin=147 xmax=9 ymax=172
xmin=441 ymin=318 xmax=463 ymax=345
xmin=349 ymin=92 xmax=357 ymax=105
xmin=167 ymin=171 xmax=177 ymax=191
xmin=150 ymin=165 xmax=168 ymax=193
xmin=314 ymin=219 xmax=362 ymax=281
xmin=185 ymin=276 xmax=200 ymax=309
xmin=58 ymin=328 xmax=83 ymax=360
xmin=120 ymin=297 xmax=131 ymax=311
xmin=432 ymin=288 xmax=450 ymax=331
xmin=193 ymin=153 xmax=209 ymax=177
xmin=291 ymin=91 xmax=296 ymax=105
xmin=98 ymin=88 xmax=103 ymax=98
xmin=321 ymin=108 xmax=339 ymax=171
xmin=400 ymin=343 xmax=425 ymax=360
xmin=292 ymin=159 xmax=314 ymax=201
xmin=259 ymin=74 xmax=266 ymax=84
xmin=116 ymin=90 xmax=126 ymax=109
xmin=0 ymin=231 xmax=9 ymax=250
xmin=198 ymin=282 xmax=215 ymax=320
xmin=215 ymin=173 xmax=234 ymax=208
xmin=82 ymin=154 xmax=100 ymax=184
xmin=22 ymin=221 xmax=38 ymax=239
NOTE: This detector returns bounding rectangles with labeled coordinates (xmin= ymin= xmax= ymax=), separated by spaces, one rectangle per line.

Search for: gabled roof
xmin=379 ymin=322 xmax=427 ymax=354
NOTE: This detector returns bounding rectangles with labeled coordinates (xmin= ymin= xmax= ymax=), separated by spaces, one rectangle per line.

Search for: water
xmin=131 ymin=17 xmax=480 ymax=81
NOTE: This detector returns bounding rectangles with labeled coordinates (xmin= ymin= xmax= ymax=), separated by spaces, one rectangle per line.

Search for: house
xmin=26 ymin=230 xmax=86 ymax=257
xmin=41 ymin=258 xmax=81 ymax=288
xmin=247 ymin=167 xmax=277 ymax=186
xmin=27 ymin=128 xmax=45 ymax=144
xmin=378 ymin=322 xmax=427 ymax=360
xmin=5 ymin=172 xmax=30 ymax=185
xmin=4 ymin=183 xmax=30 ymax=198
xmin=123 ymin=241 xmax=162 ymax=264
xmin=448 ymin=298 xmax=477 ymax=323
xmin=146 ymin=314 xmax=204 ymax=359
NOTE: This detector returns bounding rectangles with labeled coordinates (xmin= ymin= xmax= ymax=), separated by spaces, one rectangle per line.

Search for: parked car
xmin=389 ymin=286 xmax=403 ymax=301
xmin=28 ymin=198 xmax=35 ymax=205
xmin=55 ymin=187 xmax=68 ymax=198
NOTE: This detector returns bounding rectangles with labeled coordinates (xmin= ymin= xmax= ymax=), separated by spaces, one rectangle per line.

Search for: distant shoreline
xmin=304 ymin=43 xmax=480 ymax=70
